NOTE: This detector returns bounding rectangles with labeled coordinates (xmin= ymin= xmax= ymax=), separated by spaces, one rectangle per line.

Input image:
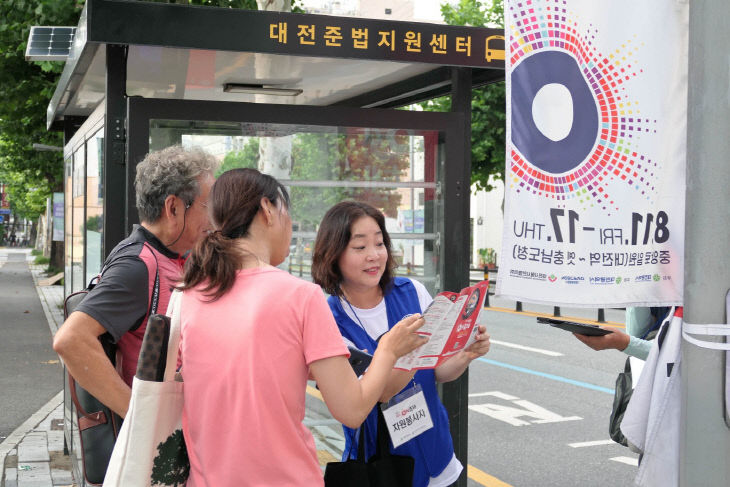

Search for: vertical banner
xmin=0 ymin=185 xmax=8 ymax=210
xmin=497 ymin=0 xmax=688 ymax=307
xmin=52 ymin=192 xmax=64 ymax=242
xmin=1 ymin=184 xmax=12 ymax=222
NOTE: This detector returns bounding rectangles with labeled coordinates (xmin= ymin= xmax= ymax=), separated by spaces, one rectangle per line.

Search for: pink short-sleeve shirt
xmin=180 ymin=267 xmax=348 ymax=487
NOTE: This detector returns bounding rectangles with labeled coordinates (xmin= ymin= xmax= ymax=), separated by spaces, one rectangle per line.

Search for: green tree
xmin=0 ymin=0 xmax=84 ymax=261
xmin=289 ymin=133 xmax=344 ymax=229
xmin=0 ymin=0 xmax=303 ymax=259
xmin=214 ymin=138 xmax=260 ymax=177
xmin=442 ymin=0 xmax=503 ymax=27
xmin=289 ymin=131 xmax=410 ymax=228
xmin=337 ymin=132 xmax=410 ymax=218
xmin=85 ymin=215 xmax=103 ymax=233
xmin=0 ymin=163 xmax=50 ymax=222
xmin=213 ymin=131 xmax=410 ymax=231
xmin=421 ymin=0 xmax=506 ymax=192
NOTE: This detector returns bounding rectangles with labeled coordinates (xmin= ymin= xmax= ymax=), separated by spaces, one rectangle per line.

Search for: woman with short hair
xmin=312 ymin=200 xmax=491 ymax=487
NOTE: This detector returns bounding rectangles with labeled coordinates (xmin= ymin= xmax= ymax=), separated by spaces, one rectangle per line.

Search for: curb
xmin=29 ymin=264 xmax=64 ymax=337
xmin=0 ymin=392 xmax=64 ymax=487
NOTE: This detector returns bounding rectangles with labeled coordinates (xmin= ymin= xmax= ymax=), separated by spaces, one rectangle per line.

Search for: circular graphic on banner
xmin=532 ymin=83 xmax=573 ymax=142
xmin=506 ymin=0 xmax=660 ymax=209
xmin=511 ymin=50 xmax=599 ymax=174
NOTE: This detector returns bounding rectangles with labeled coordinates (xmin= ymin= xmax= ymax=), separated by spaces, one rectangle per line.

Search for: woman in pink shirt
xmin=177 ymin=168 xmax=427 ymax=487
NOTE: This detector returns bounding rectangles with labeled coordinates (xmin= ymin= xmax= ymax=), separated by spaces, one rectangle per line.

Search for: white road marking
xmin=610 ymin=456 xmax=639 ymax=466
xmin=469 ymin=391 xmax=519 ymax=400
xmin=469 ymin=391 xmax=582 ymax=426
xmin=568 ymin=440 xmax=617 ymax=448
xmin=489 ymin=339 xmax=564 ymax=356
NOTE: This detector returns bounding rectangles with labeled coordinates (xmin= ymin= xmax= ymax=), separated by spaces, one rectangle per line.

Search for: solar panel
xmin=25 ymin=26 xmax=76 ymax=61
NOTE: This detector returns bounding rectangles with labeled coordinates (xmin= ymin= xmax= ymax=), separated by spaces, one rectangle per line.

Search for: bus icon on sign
xmin=485 ymin=35 xmax=505 ymax=62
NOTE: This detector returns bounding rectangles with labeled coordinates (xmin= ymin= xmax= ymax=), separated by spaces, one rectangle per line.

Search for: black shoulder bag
xmin=62 ymin=242 xmax=160 ymax=485
xmin=324 ymin=408 xmax=414 ymax=487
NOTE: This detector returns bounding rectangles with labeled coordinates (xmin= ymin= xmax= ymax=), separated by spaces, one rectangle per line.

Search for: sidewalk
xmin=0 ymin=250 xmax=72 ymax=487
xmin=0 ymin=250 xmax=345 ymax=487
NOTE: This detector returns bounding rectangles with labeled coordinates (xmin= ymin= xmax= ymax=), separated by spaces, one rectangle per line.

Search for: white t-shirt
xmin=338 ymin=278 xmax=463 ymax=487
xmin=339 ymin=278 xmax=433 ymax=348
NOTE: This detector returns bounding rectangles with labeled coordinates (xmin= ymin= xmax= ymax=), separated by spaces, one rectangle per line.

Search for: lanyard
xmin=343 ymin=297 xmax=369 ymax=336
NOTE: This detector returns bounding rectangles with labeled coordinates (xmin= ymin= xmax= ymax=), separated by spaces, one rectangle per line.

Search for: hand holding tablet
xmin=347 ymin=346 xmax=373 ymax=376
xmin=537 ymin=316 xmax=613 ymax=336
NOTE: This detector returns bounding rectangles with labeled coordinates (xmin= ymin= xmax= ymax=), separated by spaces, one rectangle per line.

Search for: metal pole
xmin=680 ymin=0 xmax=730 ymax=484
xmin=441 ymin=66 xmax=472 ymax=487
xmin=483 ymin=266 xmax=490 ymax=307
xmin=104 ymin=44 xmax=128 ymax=257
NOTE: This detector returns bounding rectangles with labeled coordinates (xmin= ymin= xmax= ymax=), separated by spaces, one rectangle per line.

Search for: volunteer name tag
xmin=381 ymin=385 xmax=433 ymax=448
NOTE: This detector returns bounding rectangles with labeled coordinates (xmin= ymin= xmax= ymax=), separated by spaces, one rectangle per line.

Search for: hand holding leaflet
xmin=395 ymin=280 xmax=489 ymax=370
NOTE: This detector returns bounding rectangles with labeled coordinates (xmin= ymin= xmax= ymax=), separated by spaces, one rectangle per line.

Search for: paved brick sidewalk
xmin=1 ymin=396 xmax=72 ymax=487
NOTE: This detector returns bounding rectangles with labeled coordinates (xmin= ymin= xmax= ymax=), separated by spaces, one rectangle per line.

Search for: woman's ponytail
xmin=178 ymin=168 xmax=289 ymax=301
xmin=179 ymin=230 xmax=242 ymax=301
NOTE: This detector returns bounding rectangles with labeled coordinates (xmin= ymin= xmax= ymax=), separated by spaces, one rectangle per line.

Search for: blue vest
xmin=327 ymin=277 xmax=455 ymax=487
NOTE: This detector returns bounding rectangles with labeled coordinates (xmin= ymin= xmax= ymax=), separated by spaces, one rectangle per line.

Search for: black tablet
xmin=537 ymin=317 xmax=613 ymax=336
xmin=347 ymin=347 xmax=373 ymax=376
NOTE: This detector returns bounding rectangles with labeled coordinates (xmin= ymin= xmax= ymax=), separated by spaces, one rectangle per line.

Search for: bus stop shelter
xmin=47 ymin=1 xmax=504 ymax=484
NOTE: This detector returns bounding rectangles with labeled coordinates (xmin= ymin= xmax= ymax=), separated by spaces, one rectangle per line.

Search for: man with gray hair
xmin=54 ymin=145 xmax=217 ymax=418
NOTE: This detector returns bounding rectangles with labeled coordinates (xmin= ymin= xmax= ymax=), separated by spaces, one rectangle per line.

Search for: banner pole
xmin=680 ymin=0 xmax=730 ymax=484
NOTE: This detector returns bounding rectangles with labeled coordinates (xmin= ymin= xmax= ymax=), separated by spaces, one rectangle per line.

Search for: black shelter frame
xmin=49 ymin=1 xmax=505 ymax=485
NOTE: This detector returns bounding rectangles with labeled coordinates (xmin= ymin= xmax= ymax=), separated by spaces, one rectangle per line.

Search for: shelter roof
xmin=48 ymin=0 xmax=504 ymax=128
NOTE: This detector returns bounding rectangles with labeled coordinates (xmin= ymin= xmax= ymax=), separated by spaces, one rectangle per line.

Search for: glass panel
xmin=150 ymin=119 xmax=443 ymax=295
xmin=64 ymin=156 xmax=73 ymax=297
xmin=72 ymin=145 xmax=85 ymax=292
xmin=150 ymin=121 xmax=430 ymax=182
xmin=85 ymin=129 xmax=104 ymax=282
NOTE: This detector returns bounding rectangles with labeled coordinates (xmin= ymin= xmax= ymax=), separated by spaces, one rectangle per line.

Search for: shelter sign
xmin=497 ymin=0 xmax=688 ymax=307
xmin=89 ymin=1 xmax=504 ymax=67
xmin=263 ymin=13 xmax=504 ymax=68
